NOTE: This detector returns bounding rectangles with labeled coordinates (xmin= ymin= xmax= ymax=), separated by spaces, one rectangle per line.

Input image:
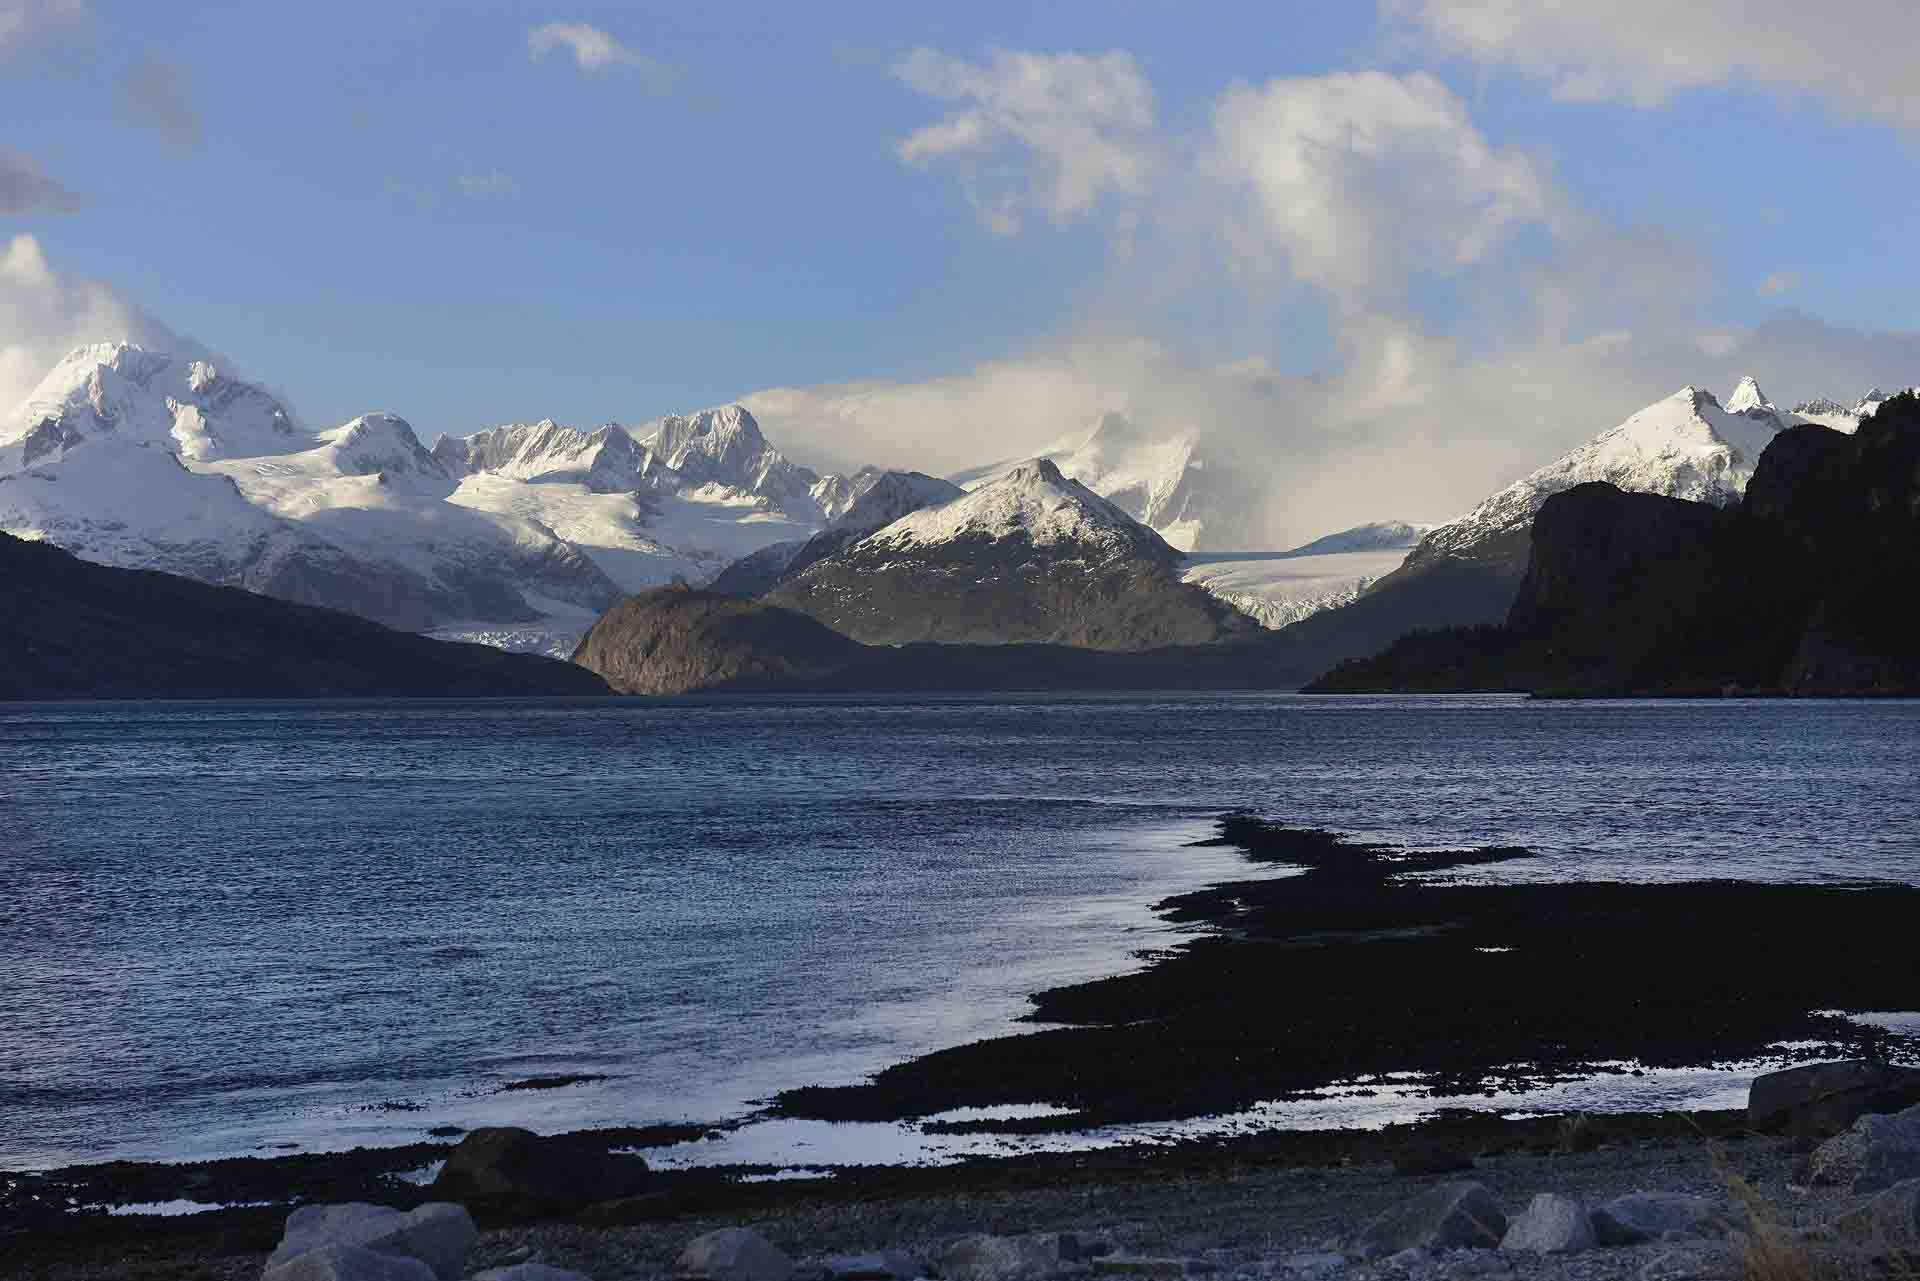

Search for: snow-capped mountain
xmin=869 ymin=457 xmax=1168 ymax=561
xmin=422 ymin=405 xmax=880 ymax=650
xmin=0 ymin=342 xmax=300 ymax=472
xmin=1788 ymin=387 xmax=1913 ymax=432
xmin=764 ymin=458 xmax=1261 ymax=649
xmin=1180 ymin=521 xmax=1430 ymax=630
xmin=953 ymin=411 xmax=1269 ymax=552
xmin=1415 ymin=382 xmax=1783 ymax=565
xmin=708 ymin=469 xmax=964 ymax=598
xmin=0 ymin=346 xmax=860 ymax=643
xmin=635 ymin=404 xmax=837 ymax=515
xmin=433 ymin=419 xmax=650 ymax=493
xmin=0 ymin=372 xmax=620 ymax=634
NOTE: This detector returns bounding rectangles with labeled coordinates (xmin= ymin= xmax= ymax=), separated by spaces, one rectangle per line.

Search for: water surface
xmin=4 ymin=694 xmax=1916 ymax=1170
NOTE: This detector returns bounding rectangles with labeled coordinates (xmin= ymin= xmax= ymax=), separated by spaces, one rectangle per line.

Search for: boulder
xmin=821 ymin=1252 xmax=919 ymax=1281
xmin=676 ymin=1228 xmax=793 ymax=1281
xmin=429 ymin=1128 xmax=648 ymax=1219
xmin=266 ymin=1203 xmax=476 ymax=1281
xmin=1500 ymin=1194 xmax=1596 ymax=1254
xmin=471 ymin=1268 xmax=593 ymax=1281
xmin=1352 ymin=1182 xmax=1507 ymax=1259
xmin=1808 ymin=1103 xmax=1920 ymax=1193
xmin=1590 ymin=1193 xmax=1731 ymax=1247
xmin=262 ymin=1244 xmax=439 ymax=1281
xmin=1829 ymin=1177 xmax=1920 ymax=1244
xmin=940 ymin=1235 xmax=1064 ymax=1281
xmin=1748 ymin=1061 xmax=1920 ymax=1139
xmin=1277 ymin=1252 xmax=1346 ymax=1278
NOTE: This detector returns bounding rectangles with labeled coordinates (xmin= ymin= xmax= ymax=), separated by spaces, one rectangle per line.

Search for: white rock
xmin=262 ymin=1244 xmax=438 ymax=1281
xmin=1500 ymin=1194 xmax=1596 ymax=1254
xmin=676 ymin=1228 xmax=793 ymax=1281
xmin=267 ymin=1203 xmax=477 ymax=1281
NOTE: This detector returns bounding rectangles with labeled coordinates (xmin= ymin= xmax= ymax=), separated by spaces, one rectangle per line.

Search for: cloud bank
xmin=1387 ymin=0 xmax=1920 ymax=129
xmin=0 ymin=234 xmax=212 ymax=416
xmin=742 ymin=49 xmax=1919 ymax=546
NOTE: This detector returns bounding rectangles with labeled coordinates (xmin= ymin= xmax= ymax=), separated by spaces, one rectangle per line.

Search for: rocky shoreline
xmin=10 ymin=1082 xmax=1920 ymax=1281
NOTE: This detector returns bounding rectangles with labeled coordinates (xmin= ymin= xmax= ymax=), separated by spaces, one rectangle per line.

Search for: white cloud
xmin=0 ymin=0 xmax=87 ymax=59
xmin=1207 ymin=71 xmax=1562 ymax=312
xmin=894 ymin=47 xmax=1157 ymax=234
xmin=0 ymin=148 xmax=80 ymax=213
xmin=1387 ymin=0 xmax=1920 ymax=129
xmin=0 ymin=234 xmax=209 ymax=414
xmin=527 ymin=22 xmax=674 ymax=92
xmin=122 ymin=58 xmax=198 ymax=146
xmin=1758 ymin=270 xmax=1800 ymax=298
xmin=458 ymin=170 xmax=519 ymax=199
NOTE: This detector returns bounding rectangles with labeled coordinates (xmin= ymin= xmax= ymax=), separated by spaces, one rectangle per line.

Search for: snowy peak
xmin=1418 ymin=382 xmax=1786 ymax=562
xmin=1724 ymin=375 xmax=1774 ymax=417
xmin=435 ymin=419 xmax=648 ymax=493
xmin=829 ymin=469 xmax=964 ymax=535
xmin=631 ymin=403 xmax=831 ymax=510
xmin=1 ymin=343 xmax=298 ymax=470
xmin=861 ymin=455 xmax=1170 ymax=562
xmin=318 ymin=413 xmax=447 ymax=485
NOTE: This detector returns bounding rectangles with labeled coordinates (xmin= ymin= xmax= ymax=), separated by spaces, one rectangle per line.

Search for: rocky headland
xmin=1307 ymin=393 xmax=1920 ymax=696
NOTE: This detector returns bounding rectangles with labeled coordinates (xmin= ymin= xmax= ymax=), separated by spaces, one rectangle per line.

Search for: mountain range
xmin=3 ymin=339 xmax=1913 ymax=695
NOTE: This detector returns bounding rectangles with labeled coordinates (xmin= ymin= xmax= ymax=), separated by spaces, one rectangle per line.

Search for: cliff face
xmin=1307 ymin=395 xmax=1920 ymax=695
xmin=0 ymin=531 xmax=611 ymax=700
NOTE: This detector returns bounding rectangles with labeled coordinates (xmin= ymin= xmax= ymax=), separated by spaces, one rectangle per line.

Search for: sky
xmin=3 ymin=0 xmax=1918 ymax=541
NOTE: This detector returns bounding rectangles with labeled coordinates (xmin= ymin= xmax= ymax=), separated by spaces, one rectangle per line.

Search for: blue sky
xmin=3 ymin=0 xmax=1918 ymax=510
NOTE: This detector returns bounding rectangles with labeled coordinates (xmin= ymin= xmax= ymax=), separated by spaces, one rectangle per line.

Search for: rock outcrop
xmin=428 ymin=1127 xmax=649 ymax=1221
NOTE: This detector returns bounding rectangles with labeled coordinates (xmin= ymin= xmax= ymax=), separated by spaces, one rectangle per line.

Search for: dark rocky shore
xmin=775 ymin=818 xmax=1920 ymax=1128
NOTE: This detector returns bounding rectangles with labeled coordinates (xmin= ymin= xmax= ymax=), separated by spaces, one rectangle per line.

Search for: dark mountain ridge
xmin=1 ymin=531 xmax=610 ymax=700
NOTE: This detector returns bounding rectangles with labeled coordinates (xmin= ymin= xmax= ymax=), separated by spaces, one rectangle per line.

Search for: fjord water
xmin=4 ymin=694 xmax=1918 ymax=1172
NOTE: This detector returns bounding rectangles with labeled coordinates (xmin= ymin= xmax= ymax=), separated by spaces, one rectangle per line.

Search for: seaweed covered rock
xmin=428 ymin=1127 xmax=648 ymax=1220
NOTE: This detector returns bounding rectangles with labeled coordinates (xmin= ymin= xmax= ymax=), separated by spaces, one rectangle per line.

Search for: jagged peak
xmin=1724 ymin=375 xmax=1772 ymax=415
xmin=1792 ymin=397 xmax=1850 ymax=416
